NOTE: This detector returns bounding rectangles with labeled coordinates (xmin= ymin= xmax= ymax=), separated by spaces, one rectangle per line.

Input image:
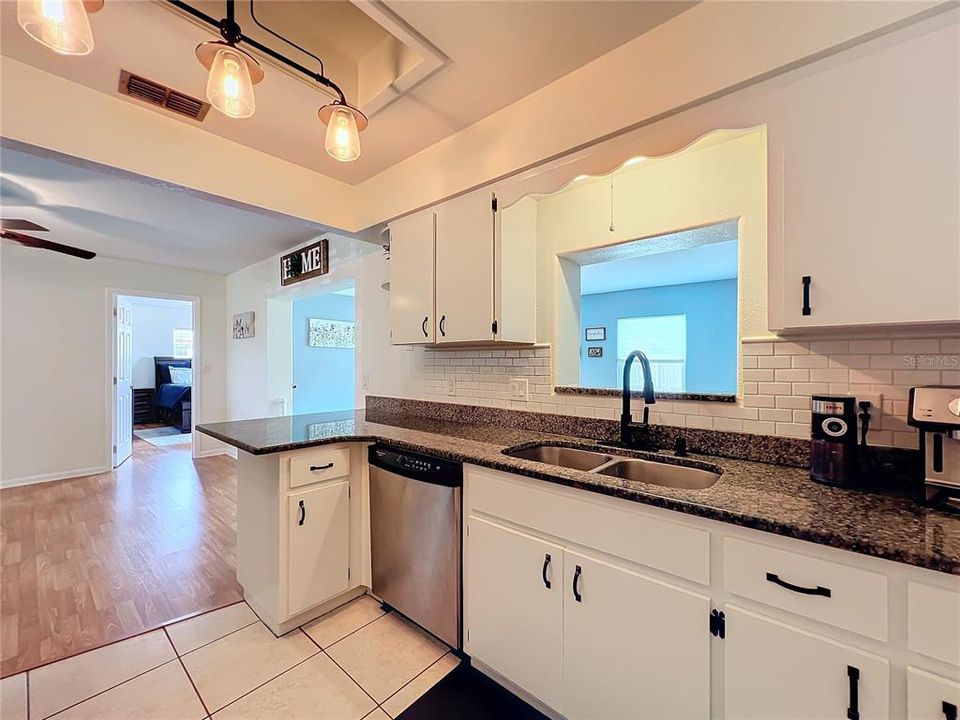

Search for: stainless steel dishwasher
xmin=368 ymin=445 xmax=462 ymax=648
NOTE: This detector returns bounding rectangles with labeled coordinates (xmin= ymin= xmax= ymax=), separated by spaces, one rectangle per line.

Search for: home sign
xmin=281 ymin=238 xmax=329 ymax=286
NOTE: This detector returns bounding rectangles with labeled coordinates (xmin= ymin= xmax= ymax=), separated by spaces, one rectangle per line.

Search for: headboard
xmin=154 ymin=356 xmax=192 ymax=388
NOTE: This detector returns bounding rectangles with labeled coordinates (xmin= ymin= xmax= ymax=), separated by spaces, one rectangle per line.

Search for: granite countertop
xmin=198 ymin=410 xmax=960 ymax=575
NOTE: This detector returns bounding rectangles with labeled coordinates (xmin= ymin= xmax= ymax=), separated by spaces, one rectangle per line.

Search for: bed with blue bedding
xmin=154 ymin=356 xmax=192 ymax=432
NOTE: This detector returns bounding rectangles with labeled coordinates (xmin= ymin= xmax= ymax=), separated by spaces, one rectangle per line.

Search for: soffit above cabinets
xmin=0 ymin=0 xmax=695 ymax=184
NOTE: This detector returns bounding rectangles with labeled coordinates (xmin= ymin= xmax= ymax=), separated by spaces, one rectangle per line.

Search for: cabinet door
xmin=465 ymin=516 xmax=563 ymax=711
xmin=562 ymin=549 xmax=710 ymax=720
xmin=389 ymin=211 xmax=436 ymax=344
xmin=907 ymin=668 xmax=960 ymax=720
xmin=435 ymin=191 xmax=496 ymax=343
xmin=773 ymin=24 xmax=959 ymax=329
xmin=287 ymin=480 xmax=350 ymax=617
xmin=725 ymin=606 xmax=889 ymax=720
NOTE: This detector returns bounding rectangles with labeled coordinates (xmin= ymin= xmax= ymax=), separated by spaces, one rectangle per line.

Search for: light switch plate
xmin=446 ymin=378 xmax=457 ymax=396
xmin=509 ymin=377 xmax=529 ymax=401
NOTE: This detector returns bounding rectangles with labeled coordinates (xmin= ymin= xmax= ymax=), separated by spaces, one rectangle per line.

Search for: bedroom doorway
xmin=291 ymin=285 xmax=356 ymax=415
xmin=110 ymin=292 xmax=198 ymax=467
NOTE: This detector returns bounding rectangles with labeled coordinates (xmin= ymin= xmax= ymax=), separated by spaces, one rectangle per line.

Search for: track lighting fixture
xmin=17 ymin=0 xmax=101 ymax=56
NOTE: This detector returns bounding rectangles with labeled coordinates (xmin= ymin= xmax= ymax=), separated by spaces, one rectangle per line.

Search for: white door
xmin=286 ymin=480 xmax=350 ymax=617
xmin=725 ymin=605 xmax=890 ymax=720
xmin=113 ymin=297 xmax=133 ymax=467
xmin=562 ymin=549 xmax=711 ymax=720
xmin=389 ymin=211 xmax=436 ymax=344
xmin=465 ymin=516 xmax=564 ymax=711
xmin=907 ymin=667 xmax=960 ymax=720
xmin=435 ymin=191 xmax=496 ymax=344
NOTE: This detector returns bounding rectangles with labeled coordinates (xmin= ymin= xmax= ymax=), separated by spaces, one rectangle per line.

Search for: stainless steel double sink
xmin=504 ymin=444 xmax=720 ymax=490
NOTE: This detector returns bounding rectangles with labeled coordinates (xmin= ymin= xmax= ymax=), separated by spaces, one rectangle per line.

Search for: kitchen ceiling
xmin=0 ymin=0 xmax=695 ymax=184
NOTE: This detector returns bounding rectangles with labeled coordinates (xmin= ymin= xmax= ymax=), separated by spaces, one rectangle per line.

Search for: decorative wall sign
xmin=587 ymin=346 xmax=603 ymax=358
xmin=308 ymin=318 xmax=355 ymax=348
xmin=233 ymin=311 xmax=255 ymax=339
xmin=585 ymin=326 xmax=606 ymax=341
xmin=281 ymin=238 xmax=329 ymax=286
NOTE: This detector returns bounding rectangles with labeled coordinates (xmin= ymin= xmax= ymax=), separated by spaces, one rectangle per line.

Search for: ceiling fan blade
xmin=1 ymin=230 xmax=96 ymax=260
xmin=1 ymin=219 xmax=49 ymax=232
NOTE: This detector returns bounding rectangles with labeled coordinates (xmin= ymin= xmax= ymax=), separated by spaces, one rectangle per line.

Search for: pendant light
xmin=17 ymin=0 xmax=101 ymax=56
xmin=194 ymin=3 xmax=263 ymax=119
xmin=319 ymin=101 xmax=367 ymax=163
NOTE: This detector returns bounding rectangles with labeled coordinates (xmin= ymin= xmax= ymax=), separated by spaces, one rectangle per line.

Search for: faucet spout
xmin=620 ymin=349 xmax=656 ymax=446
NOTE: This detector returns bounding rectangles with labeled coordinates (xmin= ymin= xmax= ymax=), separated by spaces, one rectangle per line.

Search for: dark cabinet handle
xmin=944 ymin=702 xmax=958 ymax=720
xmin=766 ymin=572 xmax=831 ymax=597
xmin=541 ymin=554 xmax=552 ymax=589
xmin=310 ymin=463 xmax=334 ymax=471
xmin=572 ymin=564 xmax=582 ymax=602
xmin=439 ymin=315 xmax=446 ymax=337
xmin=802 ymin=275 xmax=812 ymax=316
xmin=297 ymin=499 xmax=305 ymax=526
xmin=846 ymin=665 xmax=860 ymax=720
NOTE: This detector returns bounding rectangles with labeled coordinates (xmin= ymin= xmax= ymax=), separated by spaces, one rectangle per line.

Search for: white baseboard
xmin=196 ymin=447 xmax=237 ymax=459
xmin=1 ymin=466 xmax=111 ymax=489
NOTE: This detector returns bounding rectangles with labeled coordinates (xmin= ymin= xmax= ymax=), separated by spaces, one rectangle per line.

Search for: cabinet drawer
xmin=289 ymin=447 xmax=350 ymax=489
xmin=909 ymin=582 xmax=960 ymax=666
xmin=724 ymin=537 xmax=887 ymax=641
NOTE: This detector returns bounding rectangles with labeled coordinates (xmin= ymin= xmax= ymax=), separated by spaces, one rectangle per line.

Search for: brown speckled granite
xmin=198 ymin=407 xmax=959 ymax=575
xmin=555 ymin=385 xmax=737 ymax=403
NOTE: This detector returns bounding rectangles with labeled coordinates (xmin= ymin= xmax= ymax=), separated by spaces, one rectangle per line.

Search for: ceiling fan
xmin=1 ymin=219 xmax=96 ymax=260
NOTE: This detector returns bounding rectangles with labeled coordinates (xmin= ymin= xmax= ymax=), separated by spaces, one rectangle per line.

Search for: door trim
xmin=105 ymin=288 xmax=202 ymax=465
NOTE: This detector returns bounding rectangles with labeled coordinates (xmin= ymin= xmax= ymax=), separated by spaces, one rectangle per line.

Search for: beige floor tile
xmin=167 ymin=602 xmax=259 ymax=655
xmin=29 ymin=630 xmax=175 ymax=719
xmin=302 ymin=596 xmax=385 ymax=649
xmin=213 ymin=652 xmax=375 ymax=720
xmin=326 ymin=614 xmax=448 ymax=703
xmin=363 ymin=710 xmax=390 ymax=720
xmin=181 ymin=623 xmax=318 ymax=713
xmin=0 ymin=673 xmax=27 ymax=720
xmin=53 ymin=660 xmax=206 ymax=720
xmin=381 ymin=653 xmax=460 ymax=718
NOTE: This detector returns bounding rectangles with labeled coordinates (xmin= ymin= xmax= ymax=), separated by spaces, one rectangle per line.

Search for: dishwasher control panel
xmin=369 ymin=446 xmax=463 ymax=486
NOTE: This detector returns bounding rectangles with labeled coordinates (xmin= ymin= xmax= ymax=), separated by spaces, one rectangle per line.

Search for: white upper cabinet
xmin=389 ymin=210 xmax=436 ymax=344
xmin=769 ymin=23 xmax=959 ymax=331
xmin=389 ymin=189 xmax=536 ymax=346
xmin=435 ymin=191 xmax=497 ymax=344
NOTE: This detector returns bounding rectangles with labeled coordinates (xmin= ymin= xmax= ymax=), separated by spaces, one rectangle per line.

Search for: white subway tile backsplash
xmin=418 ymin=334 xmax=959 ymax=449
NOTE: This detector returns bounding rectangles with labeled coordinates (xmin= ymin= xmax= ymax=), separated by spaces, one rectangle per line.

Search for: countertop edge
xmin=197 ymin=425 xmax=958 ymax=576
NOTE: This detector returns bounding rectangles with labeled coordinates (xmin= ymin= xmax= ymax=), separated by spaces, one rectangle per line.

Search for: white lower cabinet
xmin=562 ymin=549 xmax=710 ymax=720
xmin=286 ymin=480 xmax=351 ymax=617
xmin=724 ymin=606 xmax=890 ymax=720
xmin=466 ymin=517 xmax=564 ymax=710
xmin=907 ymin=668 xmax=960 ymax=720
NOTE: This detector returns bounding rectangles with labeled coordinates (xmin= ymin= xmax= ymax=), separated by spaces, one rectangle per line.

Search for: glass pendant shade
xmin=324 ymin=105 xmax=362 ymax=162
xmin=17 ymin=0 xmax=94 ymax=56
xmin=206 ymin=46 xmax=256 ymax=119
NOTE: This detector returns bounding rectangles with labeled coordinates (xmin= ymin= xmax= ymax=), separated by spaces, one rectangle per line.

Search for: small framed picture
xmin=585 ymin=326 xmax=606 ymax=341
xmin=587 ymin=346 xmax=603 ymax=358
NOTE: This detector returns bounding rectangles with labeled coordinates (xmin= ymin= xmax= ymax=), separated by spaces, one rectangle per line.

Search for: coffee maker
xmin=810 ymin=395 xmax=860 ymax=486
xmin=907 ymin=386 xmax=960 ymax=504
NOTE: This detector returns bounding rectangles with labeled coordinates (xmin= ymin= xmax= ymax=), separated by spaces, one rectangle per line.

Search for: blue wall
xmin=579 ymin=279 xmax=737 ymax=393
xmin=292 ymin=293 xmax=356 ymax=414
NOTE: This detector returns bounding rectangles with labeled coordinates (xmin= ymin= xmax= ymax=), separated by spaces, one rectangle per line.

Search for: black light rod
xmin=166 ymin=0 xmax=347 ymax=104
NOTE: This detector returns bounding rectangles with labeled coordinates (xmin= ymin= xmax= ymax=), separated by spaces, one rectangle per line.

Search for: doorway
xmin=111 ymin=291 xmax=198 ymax=467
xmin=291 ymin=285 xmax=356 ymax=414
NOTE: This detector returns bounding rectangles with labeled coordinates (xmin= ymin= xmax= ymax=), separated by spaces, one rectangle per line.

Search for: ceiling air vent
xmin=119 ymin=70 xmax=210 ymax=121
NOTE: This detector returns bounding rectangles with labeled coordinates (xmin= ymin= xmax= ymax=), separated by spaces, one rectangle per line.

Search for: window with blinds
xmin=173 ymin=328 xmax=194 ymax=359
xmin=616 ymin=314 xmax=687 ymax=392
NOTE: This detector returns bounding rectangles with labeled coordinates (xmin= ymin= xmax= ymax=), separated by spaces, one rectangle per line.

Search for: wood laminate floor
xmin=0 ymin=433 xmax=241 ymax=678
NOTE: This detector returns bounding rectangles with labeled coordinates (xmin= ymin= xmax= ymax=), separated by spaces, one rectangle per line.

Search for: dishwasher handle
xmin=368 ymin=445 xmax=463 ymax=487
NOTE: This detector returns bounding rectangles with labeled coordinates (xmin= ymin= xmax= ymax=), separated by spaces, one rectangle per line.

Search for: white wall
xmin=127 ymin=297 xmax=193 ymax=389
xmin=225 ymin=235 xmax=421 ymax=422
xmin=1 ymin=245 xmax=228 ymax=486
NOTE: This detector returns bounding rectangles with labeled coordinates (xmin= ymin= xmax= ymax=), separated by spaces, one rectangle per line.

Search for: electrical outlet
xmin=446 ymin=378 xmax=457 ymax=396
xmin=509 ymin=377 xmax=529 ymax=401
